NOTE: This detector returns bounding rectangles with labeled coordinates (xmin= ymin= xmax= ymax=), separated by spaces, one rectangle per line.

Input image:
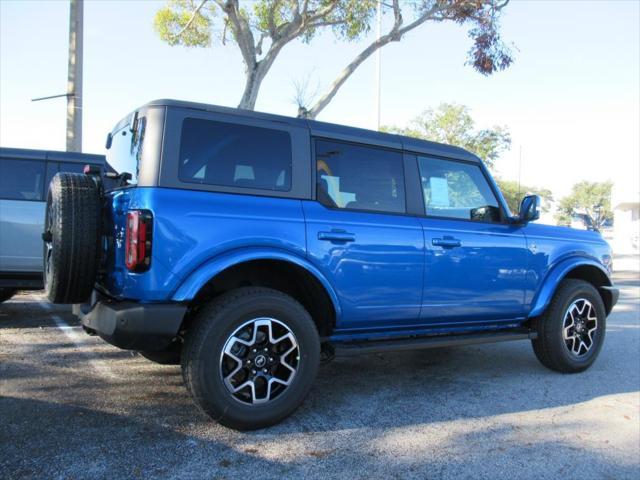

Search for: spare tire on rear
xmin=44 ymin=172 xmax=102 ymax=304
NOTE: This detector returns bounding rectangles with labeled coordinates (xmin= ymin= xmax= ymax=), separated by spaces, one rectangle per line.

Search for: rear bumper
xmin=74 ymin=291 xmax=187 ymax=351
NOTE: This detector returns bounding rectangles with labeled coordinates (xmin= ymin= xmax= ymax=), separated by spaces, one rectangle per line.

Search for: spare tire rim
xmin=562 ymin=298 xmax=598 ymax=357
xmin=220 ymin=317 xmax=299 ymax=405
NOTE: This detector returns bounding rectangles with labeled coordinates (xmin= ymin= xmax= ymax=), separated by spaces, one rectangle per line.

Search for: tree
xmin=497 ymin=179 xmax=553 ymax=214
xmin=154 ymin=1 xmax=513 ymax=117
xmin=383 ymin=102 xmax=511 ymax=169
xmin=556 ymin=181 xmax=613 ymax=229
xmin=383 ymin=102 xmax=554 ymax=214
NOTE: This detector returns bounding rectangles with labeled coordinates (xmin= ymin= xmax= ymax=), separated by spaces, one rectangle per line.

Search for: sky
xmin=1 ymin=0 xmax=639 ymax=202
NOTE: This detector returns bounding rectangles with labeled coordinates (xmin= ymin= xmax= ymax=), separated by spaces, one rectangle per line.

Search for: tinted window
xmin=316 ymin=139 xmax=405 ymax=214
xmin=0 ymin=159 xmax=45 ymax=201
xmin=418 ymin=157 xmax=501 ymax=222
xmin=178 ymin=118 xmax=292 ymax=191
xmin=45 ymin=162 xmax=58 ymax=193
xmin=106 ymin=115 xmax=146 ymax=184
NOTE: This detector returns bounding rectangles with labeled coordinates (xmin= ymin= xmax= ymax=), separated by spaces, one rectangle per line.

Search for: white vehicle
xmin=0 ymin=147 xmax=106 ymax=302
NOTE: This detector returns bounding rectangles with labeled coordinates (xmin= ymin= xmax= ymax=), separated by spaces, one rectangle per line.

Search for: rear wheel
xmin=531 ymin=279 xmax=606 ymax=373
xmin=0 ymin=288 xmax=17 ymax=303
xmin=181 ymin=287 xmax=320 ymax=430
xmin=44 ymin=172 xmax=102 ymax=304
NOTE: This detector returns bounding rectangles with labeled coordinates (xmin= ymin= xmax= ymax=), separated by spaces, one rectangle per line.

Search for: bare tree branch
xmin=306 ymin=1 xmax=444 ymax=119
xmin=170 ymin=0 xmax=209 ymax=40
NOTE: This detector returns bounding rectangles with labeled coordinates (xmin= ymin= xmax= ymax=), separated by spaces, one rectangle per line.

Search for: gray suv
xmin=0 ymin=147 xmax=105 ymax=302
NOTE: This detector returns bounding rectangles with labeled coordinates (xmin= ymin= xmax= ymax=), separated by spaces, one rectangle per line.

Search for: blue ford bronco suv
xmin=44 ymin=99 xmax=618 ymax=430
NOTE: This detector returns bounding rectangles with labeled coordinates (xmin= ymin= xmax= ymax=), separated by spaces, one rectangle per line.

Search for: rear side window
xmin=315 ymin=139 xmax=406 ymax=214
xmin=0 ymin=159 xmax=45 ymax=201
xmin=417 ymin=157 xmax=501 ymax=222
xmin=178 ymin=118 xmax=292 ymax=191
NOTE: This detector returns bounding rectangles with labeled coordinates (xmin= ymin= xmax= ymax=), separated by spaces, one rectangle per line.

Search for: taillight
xmin=125 ymin=210 xmax=152 ymax=272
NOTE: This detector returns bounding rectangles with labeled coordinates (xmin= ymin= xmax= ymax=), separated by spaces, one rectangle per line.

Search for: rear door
xmin=414 ymin=156 xmax=528 ymax=324
xmin=0 ymin=158 xmax=46 ymax=273
xmin=303 ymin=139 xmax=424 ymax=331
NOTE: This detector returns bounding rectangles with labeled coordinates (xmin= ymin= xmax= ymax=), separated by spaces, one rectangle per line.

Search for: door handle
xmin=318 ymin=230 xmax=355 ymax=243
xmin=432 ymin=237 xmax=461 ymax=248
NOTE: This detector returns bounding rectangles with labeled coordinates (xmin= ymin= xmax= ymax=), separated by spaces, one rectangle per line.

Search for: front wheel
xmin=181 ymin=287 xmax=320 ymax=430
xmin=531 ymin=279 xmax=606 ymax=373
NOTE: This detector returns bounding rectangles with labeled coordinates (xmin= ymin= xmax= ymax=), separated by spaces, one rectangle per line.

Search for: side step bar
xmin=334 ymin=329 xmax=537 ymax=357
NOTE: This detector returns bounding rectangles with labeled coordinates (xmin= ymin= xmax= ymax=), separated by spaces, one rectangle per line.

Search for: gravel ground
xmin=1 ymin=269 xmax=638 ymax=480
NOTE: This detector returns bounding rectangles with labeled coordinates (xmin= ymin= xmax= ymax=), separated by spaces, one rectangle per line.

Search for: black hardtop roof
xmin=0 ymin=146 xmax=105 ymax=163
xmin=143 ymin=99 xmax=481 ymax=164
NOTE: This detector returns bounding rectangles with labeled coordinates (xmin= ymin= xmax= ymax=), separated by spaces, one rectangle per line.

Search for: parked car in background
xmin=44 ymin=100 xmax=618 ymax=430
xmin=570 ymin=213 xmax=595 ymax=230
xmin=0 ymin=147 xmax=106 ymax=302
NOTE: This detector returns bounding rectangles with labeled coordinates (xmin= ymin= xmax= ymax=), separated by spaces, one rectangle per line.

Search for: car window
xmin=178 ymin=118 xmax=292 ymax=191
xmin=316 ymin=139 xmax=406 ymax=214
xmin=417 ymin=157 xmax=501 ymax=222
xmin=106 ymin=115 xmax=146 ymax=184
xmin=0 ymin=159 xmax=45 ymax=201
xmin=45 ymin=162 xmax=58 ymax=193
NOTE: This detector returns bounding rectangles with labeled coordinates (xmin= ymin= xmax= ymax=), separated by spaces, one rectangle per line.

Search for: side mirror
xmin=519 ymin=195 xmax=541 ymax=223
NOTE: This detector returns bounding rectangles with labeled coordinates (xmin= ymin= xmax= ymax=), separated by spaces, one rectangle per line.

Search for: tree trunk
xmin=305 ymin=37 xmax=388 ymax=120
xmin=305 ymin=4 xmax=437 ymax=120
xmin=237 ymin=41 xmax=285 ymax=110
xmin=238 ymin=64 xmax=262 ymax=110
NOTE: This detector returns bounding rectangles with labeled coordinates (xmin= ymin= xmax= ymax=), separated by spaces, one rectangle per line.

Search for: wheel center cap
xmin=254 ymin=354 xmax=267 ymax=368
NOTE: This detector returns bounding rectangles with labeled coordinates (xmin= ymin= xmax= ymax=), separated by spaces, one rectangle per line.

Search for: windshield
xmin=106 ymin=114 xmax=146 ymax=184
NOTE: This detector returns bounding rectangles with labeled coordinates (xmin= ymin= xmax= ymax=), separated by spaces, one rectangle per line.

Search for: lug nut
xmin=269 ymin=357 xmax=273 ymax=362
xmin=263 ymin=369 xmax=268 ymax=373
xmin=252 ymin=348 xmax=257 ymax=353
xmin=251 ymin=369 xmax=256 ymax=374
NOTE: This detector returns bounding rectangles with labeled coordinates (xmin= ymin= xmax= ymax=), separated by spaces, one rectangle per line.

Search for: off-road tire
xmin=531 ymin=279 xmax=606 ymax=373
xmin=44 ymin=172 xmax=102 ymax=304
xmin=0 ymin=288 xmax=17 ymax=303
xmin=181 ymin=287 xmax=320 ymax=430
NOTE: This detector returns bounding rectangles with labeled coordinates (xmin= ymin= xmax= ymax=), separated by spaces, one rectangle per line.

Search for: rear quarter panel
xmin=101 ymin=187 xmax=307 ymax=301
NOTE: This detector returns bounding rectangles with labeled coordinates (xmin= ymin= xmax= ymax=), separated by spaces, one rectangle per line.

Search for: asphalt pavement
xmin=1 ymin=267 xmax=639 ymax=479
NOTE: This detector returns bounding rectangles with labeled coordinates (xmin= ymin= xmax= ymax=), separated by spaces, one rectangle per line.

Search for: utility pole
xmin=374 ymin=1 xmax=382 ymax=130
xmin=517 ymin=145 xmax=522 ymax=198
xmin=66 ymin=0 xmax=83 ymax=152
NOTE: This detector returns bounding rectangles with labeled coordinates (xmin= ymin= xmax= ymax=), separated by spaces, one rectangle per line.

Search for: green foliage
xmin=153 ymin=1 xmax=513 ymax=113
xmin=496 ymin=179 xmax=553 ymax=215
xmin=154 ymin=0 xmax=215 ymax=47
xmin=154 ymin=1 xmax=377 ymax=49
xmin=556 ymin=181 xmax=613 ymax=227
xmin=383 ymin=103 xmax=557 ymax=216
xmin=382 ymin=103 xmax=511 ymax=170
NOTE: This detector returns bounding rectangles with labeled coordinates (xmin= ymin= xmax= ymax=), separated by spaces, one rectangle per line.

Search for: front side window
xmin=178 ymin=118 xmax=292 ymax=191
xmin=0 ymin=159 xmax=45 ymax=201
xmin=315 ymin=139 xmax=406 ymax=214
xmin=418 ymin=157 xmax=501 ymax=222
